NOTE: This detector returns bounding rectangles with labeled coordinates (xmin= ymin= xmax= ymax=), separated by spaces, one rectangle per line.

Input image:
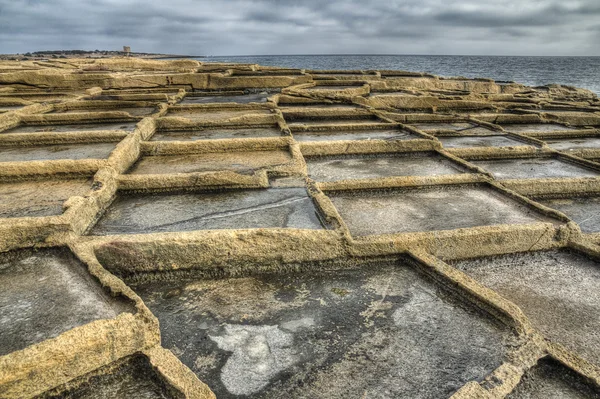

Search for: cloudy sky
xmin=1 ymin=0 xmax=599 ymax=56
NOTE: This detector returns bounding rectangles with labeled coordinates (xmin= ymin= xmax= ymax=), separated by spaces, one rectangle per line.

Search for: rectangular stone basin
xmin=150 ymin=127 xmax=282 ymax=141
xmin=45 ymin=355 xmax=174 ymax=399
xmin=0 ymin=248 xmax=132 ymax=356
xmin=293 ymin=128 xmax=418 ymax=142
xmin=370 ymin=92 xmax=419 ymax=97
xmin=539 ymin=108 xmax=596 ymax=113
xmin=539 ymin=196 xmax=600 ymax=233
xmin=51 ymin=107 xmax=157 ymax=116
xmin=130 ymin=258 xmax=509 ymax=398
xmin=166 ymin=109 xmax=271 ymax=122
xmin=470 ymin=158 xmax=599 ymax=180
xmin=89 ymin=188 xmax=325 ymax=236
xmin=181 ymin=93 xmax=270 ymax=104
xmin=453 ymin=249 xmax=600 ymax=368
xmin=288 ymin=116 xmax=382 ymax=126
xmin=501 ymin=123 xmax=576 ymax=133
xmin=545 ymin=137 xmax=600 ymax=151
xmin=304 ymin=85 xmax=362 ymax=91
xmin=410 ymin=122 xmax=475 ymax=131
xmin=439 ymin=135 xmax=532 ymax=148
xmin=0 ymin=178 xmax=91 ymax=218
xmin=0 ymin=105 xmax=24 ymax=113
xmin=2 ymin=122 xmax=138 ymax=134
xmin=507 ymin=358 xmax=600 ymax=399
xmin=306 ymin=152 xmax=466 ymax=182
xmin=128 ymin=150 xmax=292 ymax=175
xmin=328 ymin=185 xmax=554 ymax=236
xmin=279 ymin=104 xmax=358 ymax=110
xmin=0 ymin=142 xmax=118 ymax=162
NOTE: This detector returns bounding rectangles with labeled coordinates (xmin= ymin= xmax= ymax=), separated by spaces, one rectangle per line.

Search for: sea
xmin=199 ymin=55 xmax=600 ymax=96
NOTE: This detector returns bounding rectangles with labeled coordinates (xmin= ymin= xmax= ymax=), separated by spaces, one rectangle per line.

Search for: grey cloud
xmin=0 ymin=0 xmax=598 ymax=55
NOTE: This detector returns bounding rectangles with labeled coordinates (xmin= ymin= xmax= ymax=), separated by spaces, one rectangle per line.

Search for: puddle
xmin=45 ymin=355 xmax=173 ymax=399
xmin=439 ymin=135 xmax=531 ymax=148
xmin=0 ymin=178 xmax=91 ymax=218
xmin=507 ymin=358 xmax=600 ymax=399
xmin=0 ymin=248 xmax=133 ymax=356
xmin=166 ymin=109 xmax=271 ymax=122
xmin=501 ymin=124 xmax=576 ymax=133
xmin=0 ymin=142 xmax=117 ymax=162
xmin=539 ymin=197 xmax=600 ymax=233
xmin=545 ymin=137 xmax=600 ymax=151
xmin=181 ymin=93 xmax=270 ymax=104
xmin=306 ymin=153 xmax=465 ymax=182
xmin=129 ymin=150 xmax=292 ymax=175
xmin=2 ymin=122 xmax=138 ymax=134
xmin=454 ymin=250 xmax=600 ymax=368
xmin=131 ymin=259 xmax=509 ymax=398
xmin=471 ymin=158 xmax=599 ymax=179
xmin=328 ymin=185 xmax=553 ymax=236
xmin=293 ymin=128 xmax=417 ymax=142
xmin=150 ymin=127 xmax=281 ymax=141
xmin=89 ymin=188 xmax=325 ymax=236
xmin=410 ymin=123 xmax=475 ymax=131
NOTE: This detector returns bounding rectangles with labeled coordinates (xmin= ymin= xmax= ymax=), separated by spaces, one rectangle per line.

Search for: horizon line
xmin=202 ymin=53 xmax=600 ymax=58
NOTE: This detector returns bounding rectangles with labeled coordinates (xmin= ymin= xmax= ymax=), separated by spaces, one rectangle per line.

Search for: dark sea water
xmin=200 ymin=55 xmax=600 ymax=96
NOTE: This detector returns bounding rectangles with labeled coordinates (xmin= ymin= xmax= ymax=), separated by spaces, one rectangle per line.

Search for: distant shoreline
xmin=0 ymin=50 xmax=204 ymax=61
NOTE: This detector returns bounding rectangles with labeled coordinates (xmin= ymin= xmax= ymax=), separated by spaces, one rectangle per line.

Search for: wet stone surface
xmin=500 ymin=123 xmax=576 ymax=133
xmin=128 ymin=150 xmax=292 ymax=175
xmin=0 ymin=248 xmax=133 ymax=356
xmin=507 ymin=358 xmax=600 ymax=399
xmin=306 ymin=152 xmax=466 ymax=182
xmin=292 ymin=128 xmax=418 ymax=142
xmin=329 ymin=185 xmax=553 ymax=236
xmin=2 ymin=122 xmax=138 ymax=134
xmin=45 ymin=356 xmax=173 ymax=399
xmin=150 ymin=127 xmax=282 ymax=141
xmin=539 ymin=196 xmax=600 ymax=233
xmin=471 ymin=157 xmax=599 ymax=180
xmin=90 ymin=188 xmax=325 ymax=236
xmin=454 ymin=250 xmax=600 ymax=367
xmin=439 ymin=135 xmax=531 ymax=148
xmin=0 ymin=142 xmax=117 ymax=162
xmin=181 ymin=93 xmax=270 ymax=104
xmin=0 ymin=178 xmax=91 ymax=218
xmin=545 ymin=137 xmax=600 ymax=151
xmin=131 ymin=259 xmax=509 ymax=399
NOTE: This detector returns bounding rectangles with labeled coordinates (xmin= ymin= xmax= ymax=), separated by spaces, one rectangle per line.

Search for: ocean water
xmin=201 ymin=55 xmax=600 ymax=96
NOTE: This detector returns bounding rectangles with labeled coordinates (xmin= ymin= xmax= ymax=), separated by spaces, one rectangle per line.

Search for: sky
xmin=1 ymin=0 xmax=599 ymax=56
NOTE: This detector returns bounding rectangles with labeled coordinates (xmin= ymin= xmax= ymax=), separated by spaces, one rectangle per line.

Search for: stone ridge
xmin=0 ymin=57 xmax=600 ymax=398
